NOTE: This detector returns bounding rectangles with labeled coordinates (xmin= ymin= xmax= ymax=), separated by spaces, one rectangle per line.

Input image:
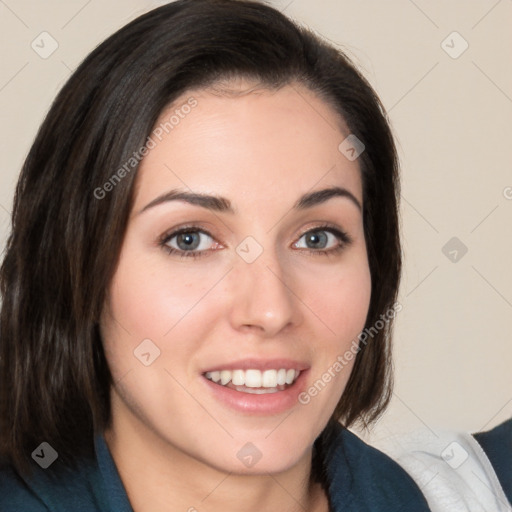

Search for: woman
xmin=0 ymin=1 xmax=431 ymax=510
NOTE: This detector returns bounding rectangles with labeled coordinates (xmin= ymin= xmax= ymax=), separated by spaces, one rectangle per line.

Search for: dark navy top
xmin=0 ymin=421 xmax=431 ymax=511
xmin=473 ymin=418 xmax=512 ymax=506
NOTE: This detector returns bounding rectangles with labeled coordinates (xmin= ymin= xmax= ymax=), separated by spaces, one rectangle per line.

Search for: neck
xmin=103 ymin=410 xmax=328 ymax=512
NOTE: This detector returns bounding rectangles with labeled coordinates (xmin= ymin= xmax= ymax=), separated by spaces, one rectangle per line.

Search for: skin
xmin=100 ymin=79 xmax=372 ymax=512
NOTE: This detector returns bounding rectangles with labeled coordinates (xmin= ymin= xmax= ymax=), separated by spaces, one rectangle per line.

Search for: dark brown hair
xmin=0 ymin=0 xmax=400 ymax=477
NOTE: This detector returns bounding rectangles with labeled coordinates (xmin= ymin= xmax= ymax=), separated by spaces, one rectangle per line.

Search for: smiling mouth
xmin=204 ymin=368 xmax=301 ymax=394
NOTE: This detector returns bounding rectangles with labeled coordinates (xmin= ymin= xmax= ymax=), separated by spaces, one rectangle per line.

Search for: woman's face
xmin=100 ymin=80 xmax=371 ymax=475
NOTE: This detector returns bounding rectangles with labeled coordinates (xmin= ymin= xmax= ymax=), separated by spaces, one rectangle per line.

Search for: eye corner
xmin=157 ymin=225 xmax=221 ymax=259
xmin=292 ymin=224 xmax=352 ymax=255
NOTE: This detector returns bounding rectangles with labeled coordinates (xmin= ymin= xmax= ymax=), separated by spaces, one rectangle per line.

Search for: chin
xmin=196 ymin=429 xmax=316 ymax=477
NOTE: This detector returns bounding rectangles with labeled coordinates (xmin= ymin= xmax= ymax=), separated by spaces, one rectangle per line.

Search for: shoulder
xmin=321 ymin=422 xmax=431 ymax=511
xmin=0 ymin=454 xmax=108 ymax=512
xmin=473 ymin=417 xmax=512 ymax=461
xmin=374 ymin=425 xmax=512 ymax=512
xmin=473 ymin=418 xmax=512 ymax=506
xmin=0 ymin=461 xmax=48 ymax=511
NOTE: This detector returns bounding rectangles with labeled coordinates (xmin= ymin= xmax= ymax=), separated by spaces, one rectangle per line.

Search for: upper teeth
xmin=205 ymin=369 xmax=300 ymax=388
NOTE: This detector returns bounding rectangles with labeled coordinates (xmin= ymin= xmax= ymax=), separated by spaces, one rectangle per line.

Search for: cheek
xmin=295 ymin=254 xmax=371 ymax=408
xmin=105 ymin=248 xmax=226 ymax=340
xmin=302 ymin=257 xmax=372 ymax=344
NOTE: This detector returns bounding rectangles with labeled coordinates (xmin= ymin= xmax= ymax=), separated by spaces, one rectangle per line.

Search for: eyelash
xmin=159 ymin=223 xmax=352 ymax=260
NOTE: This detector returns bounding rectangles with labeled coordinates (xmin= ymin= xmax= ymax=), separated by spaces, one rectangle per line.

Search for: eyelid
xmin=157 ymin=223 xmax=222 ymax=258
xmin=292 ymin=224 xmax=352 ymax=253
xmin=295 ymin=223 xmax=351 ymax=242
xmin=158 ymin=222 xmax=352 ymax=259
xmin=158 ymin=223 xmax=218 ymax=244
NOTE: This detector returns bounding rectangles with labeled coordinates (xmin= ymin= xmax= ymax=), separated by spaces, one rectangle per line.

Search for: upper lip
xmin=201 ymin=359 xmax=310 ymax=373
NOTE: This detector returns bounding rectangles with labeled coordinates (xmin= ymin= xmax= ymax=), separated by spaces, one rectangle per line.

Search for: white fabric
xmin=375 ymin=428 xmax=512 ymax=512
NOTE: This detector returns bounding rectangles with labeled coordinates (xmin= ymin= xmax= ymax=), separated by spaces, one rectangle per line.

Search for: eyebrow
xmin=294 ymin=186 xmax=361 ymax=211
xmin=138 ymin=185 xmax=361 ymax=215
xmin=139 ymin=189 xmax=234 ymax=214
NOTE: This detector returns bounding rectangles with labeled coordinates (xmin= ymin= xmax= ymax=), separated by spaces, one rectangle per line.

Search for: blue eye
xmin=293 ymin=226 xmax=351 ymax=255
xmin=161 ymin=228 xmax=216 ymax=258
xmin=296 ymin=230 xmax=334 ymax=249
xmin=159 ymin=224 xmax=351 ymax=259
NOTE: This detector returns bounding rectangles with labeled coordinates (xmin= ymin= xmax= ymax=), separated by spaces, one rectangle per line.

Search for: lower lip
xmin=201 ymin=370 xmax=309 ymax=415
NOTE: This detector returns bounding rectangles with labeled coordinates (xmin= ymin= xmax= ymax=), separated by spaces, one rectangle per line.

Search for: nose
xmin=227 ymin=248 xmax=303 ymax=337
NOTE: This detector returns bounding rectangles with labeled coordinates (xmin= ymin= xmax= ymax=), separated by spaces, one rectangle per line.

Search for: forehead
xmin=133 ymin=81 xmax=362 ymax=210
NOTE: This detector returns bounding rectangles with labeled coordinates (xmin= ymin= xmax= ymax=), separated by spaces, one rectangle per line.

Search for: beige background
xmin=1 ymin=0 xmax=511 ymax=443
